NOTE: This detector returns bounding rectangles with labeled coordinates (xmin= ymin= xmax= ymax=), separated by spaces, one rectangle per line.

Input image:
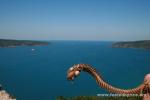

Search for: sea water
xmin=0 ymin=41 xmax=149 ymax=100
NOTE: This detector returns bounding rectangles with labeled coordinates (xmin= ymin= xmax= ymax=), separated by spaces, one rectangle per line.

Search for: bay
xmin=0 ymin=41 xmax=149 ymax=100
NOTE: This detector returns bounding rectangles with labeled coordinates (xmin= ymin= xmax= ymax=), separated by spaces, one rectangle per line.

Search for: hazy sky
xmin=0 ymin=0 xmax=150 ymax=41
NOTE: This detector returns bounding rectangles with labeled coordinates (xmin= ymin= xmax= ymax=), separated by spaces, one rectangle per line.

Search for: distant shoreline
xmin=0 ymin=39 xmax=49 ymax=48
xmin=112 ymin=40 xmax=150 ymax=50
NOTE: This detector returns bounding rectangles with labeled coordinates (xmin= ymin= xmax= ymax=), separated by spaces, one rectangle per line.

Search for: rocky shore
xmin=0 ymin=85 xmax=16 ymax=100
xmin=0 ymin=90 xmax=16 ymax=100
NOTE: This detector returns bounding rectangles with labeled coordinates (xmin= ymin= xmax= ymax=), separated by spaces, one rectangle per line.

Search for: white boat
xmin=31 ymin=49 xmax=35 ymax=51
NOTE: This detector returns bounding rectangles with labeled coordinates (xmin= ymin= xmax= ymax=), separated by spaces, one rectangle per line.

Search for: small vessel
xmin=31 ymin=49 xmax=35 ymax=51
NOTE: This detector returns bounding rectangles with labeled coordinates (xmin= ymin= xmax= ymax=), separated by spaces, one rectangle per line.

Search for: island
xmin=0 ymin=39 xmax=49 ymax=47
xmin=112 ymin=40 xmax=150 ymax=49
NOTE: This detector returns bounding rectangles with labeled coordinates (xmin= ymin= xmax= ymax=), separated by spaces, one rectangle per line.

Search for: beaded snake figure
xmin=67 ymin=64 xmax=150 ymax=95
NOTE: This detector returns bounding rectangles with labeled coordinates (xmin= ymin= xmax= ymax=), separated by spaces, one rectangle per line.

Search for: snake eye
xmin=75 ymin=71 xmax=80 ymax=76
xmin=69 ymin=67 xmax=74 ymax=71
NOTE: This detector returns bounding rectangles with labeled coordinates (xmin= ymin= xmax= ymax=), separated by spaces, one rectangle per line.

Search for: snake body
xmin=67 ymin=64 xmax=149 ymax=94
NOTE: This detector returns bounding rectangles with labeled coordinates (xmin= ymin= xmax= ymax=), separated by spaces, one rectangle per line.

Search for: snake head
xmin=67 ymin=64 xmax=82 ymax=81
xmin=143 ymin=74 xmax=150 ymax=94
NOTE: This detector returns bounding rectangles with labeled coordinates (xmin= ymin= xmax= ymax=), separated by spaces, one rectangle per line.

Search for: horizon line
xmin=0 ymin=38 xmax=149 ymax=42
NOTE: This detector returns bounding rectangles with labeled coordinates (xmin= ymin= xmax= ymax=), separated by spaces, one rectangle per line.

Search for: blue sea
xmin=0 ymin=41 xmax=149 ymax=100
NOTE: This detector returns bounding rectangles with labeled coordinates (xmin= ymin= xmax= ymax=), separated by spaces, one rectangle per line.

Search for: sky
xmin=0 ymin=0 xmax=150 ymax=41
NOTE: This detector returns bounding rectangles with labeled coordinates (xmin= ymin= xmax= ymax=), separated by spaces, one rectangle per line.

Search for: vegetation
xmin=56 ymin=96 xmax=142 ymax=100
xmin=0 ymin=39 xmax=49 ymax=47
xmin=112 ymin=40 xmax=150 ymax=49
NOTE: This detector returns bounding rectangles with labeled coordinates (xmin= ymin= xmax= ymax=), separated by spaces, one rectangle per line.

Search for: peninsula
xmin=112 ymin=40 xmax=150 ymax=49
xmin=0 ymin=39 xmax=49 ymax=47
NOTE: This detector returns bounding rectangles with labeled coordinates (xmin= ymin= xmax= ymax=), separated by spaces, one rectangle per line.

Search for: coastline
xmin=112 ymin=40 xmax=150 ymax=50
xmin=0 ymin=39 xmax=49 ymax=48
